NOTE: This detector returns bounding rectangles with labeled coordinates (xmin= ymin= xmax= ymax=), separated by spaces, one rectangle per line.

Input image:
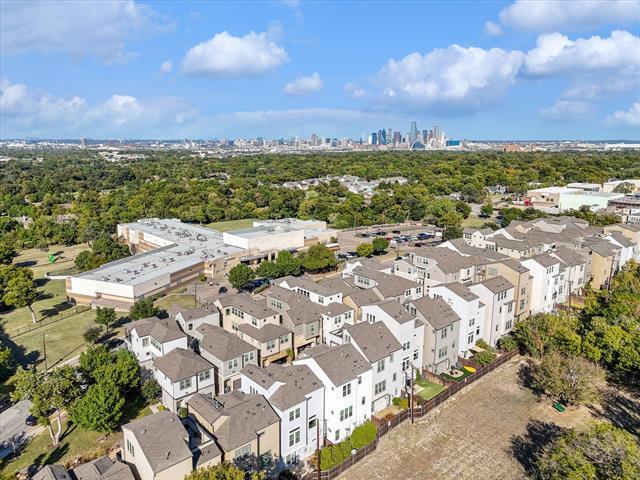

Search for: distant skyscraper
xmin=311 ymin=133 xmax=318 ymax=146
xmin=387 ymin=128 xmax=392 ymax=144
xmin=393 ymin=131 xmax=401 ymax=146
xmin=371 ymin=132 xmax=378 ymax=145
xmin=409 ymin=121 xmax=418 ymax=143
xmin=379 ymin=129 xmax=386 ymax=145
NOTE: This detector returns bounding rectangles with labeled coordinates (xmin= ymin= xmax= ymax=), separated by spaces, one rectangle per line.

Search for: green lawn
xmin=416 ymin=379 xmax=446 ymax=400
xmin=206 ymin=218 xmax=256 ymax=232
xmin=154 ymin=293 xmax=199 ymax=311
xmin=0 ymin=396 xmax=151 ymax=476
xmin=461 ymin=214 xmax=486 ymax=229
xmin=441 ymin=368 xmax=473 ymax=382
xmin=2 ymin=245 xmax=97 ymax=369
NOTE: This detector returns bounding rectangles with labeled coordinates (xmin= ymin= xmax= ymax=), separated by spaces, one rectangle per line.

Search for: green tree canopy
xmin=299 ymin=244 xmax=337 ymax=273
xmin=129 ymin=298 xmax=159 ymax=320
xmin=2 ymin=267 xmax=38 ymax=323
xmin=371 ymin=237 xmax=389 ymax=255
xmin=356 ymin=242 xmax=374 ymax=258
xmin=95 ymin=306 xmax=117 ymax=333
xmin=71 ymin=380 xmax=125 ymax=433
xmin=228 ymin=263 xmax=255 ymax=290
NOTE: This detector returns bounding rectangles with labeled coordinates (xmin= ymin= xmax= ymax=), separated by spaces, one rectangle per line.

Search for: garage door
xmin=372 ymin=395 xmax=389 ymax=413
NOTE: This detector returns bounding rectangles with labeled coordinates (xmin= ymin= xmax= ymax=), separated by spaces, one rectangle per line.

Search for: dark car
xmin=414 ymin=242 xmax=425 ymax=247
xmin=360 ymin=232 xmax=370 ymax=238
xmin=374 ymin=230 xmax=386 ymax=236
xmin=417 ymin=233 xmax=429 ymax=240
xmin=392 ymin=229 xmax=401 ymax=234
xmin=218 ymin=286 xmax=228 ymax=294
xmin=105 ymin=337 xmax=124 ymax=350
xmin=25 ymin=414 xmax=37 ymax=426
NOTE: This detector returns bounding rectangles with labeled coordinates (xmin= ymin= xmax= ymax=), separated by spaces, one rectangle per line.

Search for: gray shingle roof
xmin=187 ymin=391 xmax=279 ymax=452
xmin=125 ymin=317 xmax=186 ymax=343
xmin=237 ymin=322 xmax=292 ymax=343
xmin=72 ymin=457 xmax=135 ymax=480
xmin=353 ymin=267 xmax=419 ymax=297
xmin=170 ymin=306 xmax=217 ymax=321
xmin=551 ymin=246 xmax=588 ymax=267
xmin=242 ymin=364 xmax=323 ymax=411
xmin=195 ymin=324 xmax=255 ymax=361
xmin=530 ymin=254 xmax=562 ymax=268
xmin=343 ymin=287 xmax=382 ymax=306
xmin=281 ymin=275 xmax=340 ymax=297
xmin=122 ymin=411 xmax=191 ymax=474
xmin=153 ymin=348 xmax=213 ymax=383
xmin=217 ymin=294 xmax=278 ymax=319
xmin=476 ymin=275 xmax=515 ymax=294
xmin=410 ymin=297 xmax=460 ymax=330
xmin=33 ymin=466 xmax=71 ymax=480
xmin=374 ymin=299 xmax=416 ymax=324
xmin=437 ymin=282 xmax=478 ymax=301
xmin=344 ymin=321 xmax=402 ymax=363
xmin=299 ymin=343 xmax=371 ymax=386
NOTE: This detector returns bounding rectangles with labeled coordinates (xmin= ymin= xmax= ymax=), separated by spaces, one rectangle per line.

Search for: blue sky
xmin=1 ymin=0 xmax=639 ymax=140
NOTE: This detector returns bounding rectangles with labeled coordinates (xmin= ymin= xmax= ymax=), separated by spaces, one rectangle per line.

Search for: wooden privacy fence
xmin=305 ymin=349 xmax=518 ymax=480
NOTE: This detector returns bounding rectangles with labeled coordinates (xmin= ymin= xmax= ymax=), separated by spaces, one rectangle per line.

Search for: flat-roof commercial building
xmin=526 ymin=187 xmax=624 ymax=214
xmin=66 ymin=218 xmax=333 ymax=308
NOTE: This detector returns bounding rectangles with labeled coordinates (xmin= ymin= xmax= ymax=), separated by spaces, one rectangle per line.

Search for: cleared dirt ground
xmin=339 ymin=356 xmax=637 ymax=480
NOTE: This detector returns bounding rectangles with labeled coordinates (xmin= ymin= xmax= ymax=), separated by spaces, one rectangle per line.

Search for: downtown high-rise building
xmin=409 ymin=121 xmax=418 ymax=143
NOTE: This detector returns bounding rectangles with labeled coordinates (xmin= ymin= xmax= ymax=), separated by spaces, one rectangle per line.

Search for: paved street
xmin=339 ymin=357 xmax=596 ymax=480
xmin=0 ymin=400 xmax=43 ymax=459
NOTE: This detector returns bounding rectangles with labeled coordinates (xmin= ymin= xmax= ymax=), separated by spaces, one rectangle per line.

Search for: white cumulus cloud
xmin=605 ymin=102 xmax=640 ymax=126
xmin=283 ymin=72 xmax=323 ymax=95
xmin=344 ymin=83 xmax=366 ymax=98
xmin=160 ymin=60 xmax=173 ymax=73
xmin=0 ymin=0 xmax=168 ymax=63
xmin=374 ymin=45 xmax=524 ymax=111
xmin=181 ymin=30 xmax=289 ymax=77
xmin=0 ymin=78 xmax=197 ymax=138
xmin=496 ymin=0 xmax=640 ymax=32
xmin=523 ymin=31 xmax=640 ymax=75
xmin=483 ymin=21 xmax=503 ymax=36
xmin=540 ymin=100 xmax=595 ymax=119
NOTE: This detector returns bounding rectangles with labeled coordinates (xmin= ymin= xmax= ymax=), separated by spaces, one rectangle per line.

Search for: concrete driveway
xmin=0 ymin=400 xmax=43 ymax=459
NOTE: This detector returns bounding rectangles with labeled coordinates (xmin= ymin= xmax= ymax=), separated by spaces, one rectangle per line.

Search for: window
xmin=227 ymin=358 xmax=239 ymax=370
xmin=271 ymin=299 xmax=283 ymax=309
xmin=467 ymin=332 xmax=474 ymax=344
xmin=335 ymin=430 xmax=340 ymax=441
xmin=374 ymin=381 xmax=386 ymax=395
xmin=243 ymin=352 xmax=254 ymax=363
xmin=188 ymin=323 xmax=193 ymax=331
xmin=377 ymin=359 xmax=385 ymax=372
xmin=308 ymin=416 xmax=317 ymax=429
xmin=402 ymin=341 xmax=410 ymax=351
xmin=402 ymin=358 xmax=410 ymax=372
xmin=508 ymin=303 xmax=513 ymax=313
xmin=505 ymin=320 xmax=513 ymax=330
xmin=520 ymin=299 xmax=525 ymax=310
xmin=520 ymin=287 xmax=526 ymax=295
xmin=342 ymin=384 xmax=351 ymax=397
xmin=345 ymin=311 xmax=352 ymax=320
xmin=357 ymin=376 xmax=362 ymax=384
xmin=249 ymin=386 xmax=258 ymax=394
xmin=469 ymin=318 xmax=475 ymax=327
xmin=251 ymin=317 xmax=257 ymax=326
xmin=413 ymin=350 xmax=419 ymax=360
xmin=366 ymin=312 xmax=376 ymax=323
xmin=289 ymin=428 xmax=301 ymax=447
xmin=286 ymin=452 xmax=299 ymax=465
xmin=142 ymin=337 xmax=149 ymax=347
xmin=150 ymin=337 xmax=161 ymax=351
xmin=438 ymin=346 xmax=448 ymax=359
xmin=440 ymin=329 xmax=447 ymax=339
xmin=339 ymin=406 xmax=353 ymax=421
xmin=179 ymin=378 xmax=192 ymax=390
xmin=361 ymin=396 xmax=366 ymax=405
xmin=198 ymin=370 xmax=211 ymax=382
xmin=289 ymin=408 xmax=301 ymax=422
xmin=126 ymin=439 xmax=134 ymax=457
xmin=280 ymin=335 xmax=289 ymax=344
xmin=266 ymin=340 xmax=276 ymax=350
xmin=235 ymin=444 xmax=251 ymax=458
xmin=405 ymin=290 xmax=411 ymax=297
xmin=393 ymin=373 xmax=397 ymax=382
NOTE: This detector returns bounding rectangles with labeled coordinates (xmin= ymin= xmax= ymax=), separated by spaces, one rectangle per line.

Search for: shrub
xmin=198 ymin=273 xmax=207 ymax=282
xmin=319 ymin=420 xmax=377 ymax=470
xmin=472 ymin=350 xmax=497 ymax=365
xmin=498 ymin=335 xmax=518 ymax=352
xmin=475 ymin=339 xmax=494 ymax=352
xmin=141 ymin=378 xmax=161 ymax=402
xmin=83 ymin=326 xmax=102 ymax=344
xmin=178 ymin=406 xmax=188 ymax=419
xmin=157 ymin=404 xmax=166 ymax=411
xmin=392 ymin=397 xmax=408 ymax=409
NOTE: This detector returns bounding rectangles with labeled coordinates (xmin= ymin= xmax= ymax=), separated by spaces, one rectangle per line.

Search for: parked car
xmin=218 ymin=286 xmax=228 ymax=294
xmin=414 ymin=242 xmax=425 ymax=247
xmin=105 ymin=338 xmax=124 ymax=350
xmin=392 ymin=229 xmax=401 ymax=234
xmin=346 ymin=251 xmax=358 ymax=259
xmin=25 ymin=415 xmax=37 ymax=426
xmin=374 ymin=230 xmax=386 ymax=236
xmin=360 ymin=233 xmax=370 ymax=238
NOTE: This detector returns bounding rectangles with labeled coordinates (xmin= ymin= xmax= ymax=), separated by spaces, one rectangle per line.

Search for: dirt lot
xmin=339 ymin=356 xmax=637 ymax=480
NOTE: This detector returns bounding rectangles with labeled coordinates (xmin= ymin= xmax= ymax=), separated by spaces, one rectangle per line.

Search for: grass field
xmin=154 ymin=293 xmax=199 ymax=311
xmin=206 ymin=218 xmax=256 ymax=232
xmin=416 ymin=379 xmax=445 ymax=400
xmin=461 ymin=214 xmax=487 ymax=229
xmin=0 ymin=396 xmax=151 ymax=476
xmin=2 ymin=245 xmax=97 ymax=369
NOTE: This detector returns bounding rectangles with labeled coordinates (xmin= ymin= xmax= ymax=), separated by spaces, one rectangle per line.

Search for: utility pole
xmin=194 ymin=280 xmax=197 ymax=308
xmin=256 ymin=430 xmax=264 ymax=473
xmin=42 ymin=333 xmax=48 ymax=371
xmin=353 ymin=212 xmax=357 ymax=237
xmin=316 ymin=420 xmax=321 ymax=480
xmin=409 ymin=365 xmax=415 ymax=424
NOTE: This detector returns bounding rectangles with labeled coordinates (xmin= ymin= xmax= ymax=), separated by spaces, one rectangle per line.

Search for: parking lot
xmin=336 ymin=223 xmax=442 ymax=259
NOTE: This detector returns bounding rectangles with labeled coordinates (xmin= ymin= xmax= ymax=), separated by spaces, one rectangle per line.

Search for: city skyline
xmin=1 ymin=1 xmax=640 ymax=140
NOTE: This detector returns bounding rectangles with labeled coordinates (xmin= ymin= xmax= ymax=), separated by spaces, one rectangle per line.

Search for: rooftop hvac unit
xmin=115 ymin=278 xmax=123 ymax=282
xmin=123 ymin=269 xmax=131 ymax=274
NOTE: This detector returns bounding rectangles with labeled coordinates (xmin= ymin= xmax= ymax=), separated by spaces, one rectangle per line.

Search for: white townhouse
xmin=294 ymin=344 xmax=373 ymax=444
xmin=429 ymin=282 xmax=486 ymax=358
xmin=521 ymin=254 xmax=568 ymax=314
xmin=408 ymin=296 xmax=460 ymax=374
xmin=352 ymin=267 xmax=423 ymax=303
xmin=470 ymin=276 xmax=516 ymax=348
xmin=241 ymin=364 xmax=325 ymax=468
xmin=169 ymin=306 xmax=220 ymax=334
xmin=550 ymin=246 xmax=590 ymax=296
xmin=343 ymin=321 xmax=404 ymax=412
xmin=605 ymin=232 xmax=637 ymax=267
xmin=153 ymin=347 xmax=216 ymax=412
xmin=191 ymin=324 xmax=258 ymax=394
xmin=278 ymin=275 xmax=344 ymax=306
xmin=124 ymin=316 xmax=187 ymax=365
xmin=360 ymin=300 xmax=424 ymax=374
xmin=461 ymin=228 xmax=494 ymax=249
xmin=320 ymin=302 xmax=355 ymax=343
xmin=341 ymin=258 xmax=393 ymax=277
